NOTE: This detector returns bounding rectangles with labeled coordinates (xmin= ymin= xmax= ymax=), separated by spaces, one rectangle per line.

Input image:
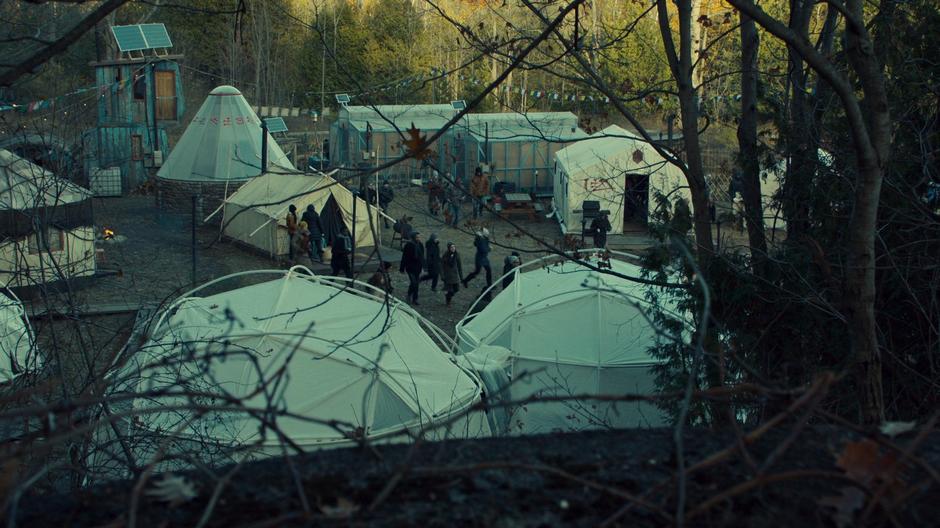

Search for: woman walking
xmin=441 ymin=242 xmax=464 ymax=305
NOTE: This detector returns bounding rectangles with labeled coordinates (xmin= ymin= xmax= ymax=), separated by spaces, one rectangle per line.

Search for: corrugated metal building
xmin=457 ymin=112 xmax=588 ymax=194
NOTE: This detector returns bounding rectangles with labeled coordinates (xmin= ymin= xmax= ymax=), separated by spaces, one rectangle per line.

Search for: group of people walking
xmin=280 ymin=169 xmax=569 ymax=307
xmin=285 ymin=203 xmax=353 ymax=278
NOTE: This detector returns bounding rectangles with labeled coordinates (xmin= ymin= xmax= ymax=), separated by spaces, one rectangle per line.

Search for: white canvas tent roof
xmin=221 ymin=168 xmax=383 ymax=253
xmin=553 ymin=124 xmax=689 ymax=233
xmin=1 ymin=289 xmax=36 ymax=383
xmin=0 ymin=149 xmax=90 ymax=210
xmin=157 ymin=85 xmax=293 ymax=182
xmin=131 ymin=269 xmax=488 ymax=451
xmin=456 ymin=251 xmax=682 ymax=434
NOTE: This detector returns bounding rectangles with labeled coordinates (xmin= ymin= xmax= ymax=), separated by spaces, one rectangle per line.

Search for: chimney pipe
xmin=261 ymin=119 xmax=268 ymax=174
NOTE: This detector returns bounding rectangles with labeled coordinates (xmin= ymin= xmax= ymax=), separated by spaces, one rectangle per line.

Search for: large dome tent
xmin=123 ymin=267 xmax=489 ymax=461
xmin=456 ymin=250 xmax=686 ymax=435
xmin=0 ymin=288 xmax=39 ymax=383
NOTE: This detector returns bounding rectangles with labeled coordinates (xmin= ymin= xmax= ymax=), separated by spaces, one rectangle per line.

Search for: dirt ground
xmin=52 ymin=185 xmax=597 ymax=341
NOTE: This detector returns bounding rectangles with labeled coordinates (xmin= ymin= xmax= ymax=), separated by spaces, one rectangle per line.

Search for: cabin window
xmin=28 ymin=228 xmax=65 ymax=254
xmin=131 ymin=134 xmax=143 ymax=161
xmin=133 ymin=72 xmax=147 ymax=100
xmin=154 ymin=70 xmax=177 ymax=120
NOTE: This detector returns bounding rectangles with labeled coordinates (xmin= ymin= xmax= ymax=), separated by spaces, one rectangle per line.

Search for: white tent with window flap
xmin=456 ymin=251 xmax=683 ymax=435
xmin=0 ymin=149 xmax=96 ymax=288
xmin=0 ymin=289 xmax=38 ymax=383
xmin=157 ymin=85 xmax=293 ymax=183
xmin=552 ymin=125 xmax=689 ymax=233
xmin=220 ymin=168 xmax=385 ymax=258
xmin=126 ymin=268 xmax=490 ymax=456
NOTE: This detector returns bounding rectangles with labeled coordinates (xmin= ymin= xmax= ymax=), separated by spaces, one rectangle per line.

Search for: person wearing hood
xmin=420 ymin=233 xmax=442 ymax=291
xmin=441 ymin=242 xmax=464 ymax=305
xmin=400 ymin=231 xmax=425 ymax=304
xmin=462 ymin=228 xmax=492 ymax=288
xmin=367 ymin=261 xmax=394 ymax=296
xmin=330 ymin=225 xmax=353 ymax=278
xmin=502 ymin=252 xmax=521 ymax=289
xmin=590 ymin=211 xmax=612 ymax=249
xmin=301 ymin=204 xmax=324 ymax=262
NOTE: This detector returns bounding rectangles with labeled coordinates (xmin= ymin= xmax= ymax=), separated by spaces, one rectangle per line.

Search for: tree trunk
xmin=736 ymin=12 xmax=767 ymax=273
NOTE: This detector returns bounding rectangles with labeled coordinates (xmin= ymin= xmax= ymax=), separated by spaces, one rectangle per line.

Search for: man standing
xmin=502 ymin=252 xmax=521 ymax=289
xmin=469 ymin=167 xmax=489 ymax=219
xmin=400 ymin=231 xmax=425 ymax=305
xmin=331 ymin=226 xmax=353 ymax=278
xmin=590 ymin=211 xmax=612 ymax=249
xmin=462 ymin=228 xmax=492 ymax=288
xmin=379 ymin=180 xmax=394 ymax=228
xmin=301 ymin=204 xmax=324 ymax=262
xmin=286 ymin=204 xmax=298 ymax=261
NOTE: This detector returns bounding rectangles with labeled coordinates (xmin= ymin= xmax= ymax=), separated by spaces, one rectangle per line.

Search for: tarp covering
xmin=0 ymin=290 xmax=36 ymax=383
xmin=131 ymin=270 xmax=489 ymax=451
xmin=0 ymin=149 xmax=93 ymax=237
xmin=158 ymin=85 xmax=293 ymax=182
xmin=221 ymin=169 xmax=379 ymax=256
xmin=456 ymin=253 xmax=681 ymax=434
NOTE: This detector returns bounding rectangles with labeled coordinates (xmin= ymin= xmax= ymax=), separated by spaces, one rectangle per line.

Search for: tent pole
xmin=261 ymin=119 xmax=268 ymax=174
xmin=351 ymin=188 xmax=357 ymax=276
xmin=248 ymin=217 xmax=274 ymax=238
xmin=191 ymin=195 xmax=197 ymax=288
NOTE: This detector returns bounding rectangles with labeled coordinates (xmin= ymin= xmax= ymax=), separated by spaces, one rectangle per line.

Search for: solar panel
xmin=335 ymin=94 xmax=350 ymax=104
xmin=140 ymin=23 xmax=173 ymax=48
xmin=111 ymin=25 xmax=148 ymax=52
xmin=263 ymin=117 xmax=288 ymax=133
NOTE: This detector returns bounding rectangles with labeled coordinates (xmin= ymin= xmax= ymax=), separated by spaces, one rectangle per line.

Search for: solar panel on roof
xmin=263 ymin=117 xmax=288 ymax=133
xmin=140 ymin=23 xmax=173 ymax=48
xmin=111 ymin=25 xmax=148 ymax=52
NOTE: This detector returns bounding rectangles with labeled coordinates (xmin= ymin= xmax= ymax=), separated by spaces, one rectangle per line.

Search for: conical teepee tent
xmin=158 ymin=85 xmax=292 ymax=183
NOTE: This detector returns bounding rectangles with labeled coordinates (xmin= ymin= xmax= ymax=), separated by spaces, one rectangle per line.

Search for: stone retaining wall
xmin=155 ymin=178 xmax=249 ymax=223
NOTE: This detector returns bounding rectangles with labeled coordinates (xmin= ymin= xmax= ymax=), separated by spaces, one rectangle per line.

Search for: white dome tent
xmin=0 ymin=288 xmax=38 ymax=383
xmin=126 ymin=267 xmax=489 ymax=459
xmin=456 ymin=250 xmax=684 ymax=435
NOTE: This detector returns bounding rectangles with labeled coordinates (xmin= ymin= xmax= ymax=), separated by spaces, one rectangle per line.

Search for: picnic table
xmin=497 ymin=192 xmax=540 ymax=221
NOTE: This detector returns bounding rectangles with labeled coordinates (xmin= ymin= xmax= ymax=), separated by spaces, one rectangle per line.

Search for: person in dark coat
xmin=420 ymin=233 xmax=442 ymax=291
xmin=379 ymin=180 xmax=395 ymax=228
xmin=502 ymin=252 xmax=521 ymax=289
xmin=441 ymin=242 xmax=463 ymax=305
xmin=462 ymin=228 xmax=492 ymax=288
xmin=301 ymin=204 xmax=324 ymax=262
xmin=330 ymin=226 xmax=352 ymax=278
xmin=286 ymin=204 xmax=298 ymax=261
xmin=399 ymin=231 xmax=425 ymax=304
xmin=590 ymin=212 xmax=612 ymax=249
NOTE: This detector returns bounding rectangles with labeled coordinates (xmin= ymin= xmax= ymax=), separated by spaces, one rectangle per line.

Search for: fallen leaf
xmin=145 ymin=474 xmax=197 ymax=507
xmin=319 ymin=496 xmax=360 ymax=519
xmin=879 ymin=421 xmax=916 ymax=438
xmin=818 ymin=486 xmax=865 ymax=528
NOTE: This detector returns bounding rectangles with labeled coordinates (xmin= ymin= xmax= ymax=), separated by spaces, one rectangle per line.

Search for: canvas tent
xmin=221 ymin=168 xmax=383 ymax=257
xmin=0 ymin=149 xmax=96 ymax=288
xmin=459 ymin=112 xmax=588 ymax=193
xmin=456 ymin=251 xmax=681 ymax=435
xmin=158 ymin=85 xmax=292 ymax=183
xmin=552 ymin=124 xmax=690 ymax=234
xmin=127 ymin=268 xmax=490 ymax=456
xmin=0 ymin=289 xmax=37 ymax=383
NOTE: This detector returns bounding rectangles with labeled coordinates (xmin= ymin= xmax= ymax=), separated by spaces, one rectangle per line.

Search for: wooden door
xmin=154 ymin=71 xmax=176 ymax=120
